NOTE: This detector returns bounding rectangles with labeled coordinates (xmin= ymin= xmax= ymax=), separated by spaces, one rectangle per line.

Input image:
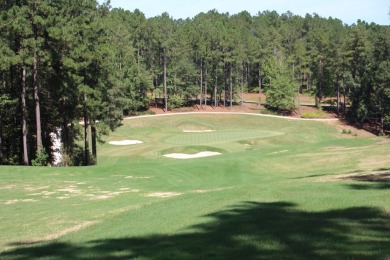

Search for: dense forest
xmin=0 ymin=1 xmax=389 ymax=166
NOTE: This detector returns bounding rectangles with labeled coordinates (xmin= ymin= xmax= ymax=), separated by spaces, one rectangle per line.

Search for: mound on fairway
xmin=165 ymin=129 xmax=284 ymax=145
xmin=109 ymin=140 xmax=143 ymax=145
xmin=163 ymin=151 xmax=221 ymax=159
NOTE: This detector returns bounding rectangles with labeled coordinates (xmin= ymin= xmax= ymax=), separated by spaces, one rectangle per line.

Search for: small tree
xmin=264 ymin=56 xmax=298 ymax=112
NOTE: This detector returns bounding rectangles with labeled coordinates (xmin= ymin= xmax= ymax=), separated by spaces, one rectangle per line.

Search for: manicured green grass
xmin=0 ymin=114 xmax=389 ymax=259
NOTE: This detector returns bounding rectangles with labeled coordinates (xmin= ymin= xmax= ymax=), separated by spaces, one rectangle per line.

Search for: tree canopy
xmin=0 ymin=2 xmax=389 ymax=165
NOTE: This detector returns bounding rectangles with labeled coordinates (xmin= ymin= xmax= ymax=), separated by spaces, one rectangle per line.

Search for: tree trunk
xmin=33 ymin=48 xmax=42 ymax=153
xmin=223 ymin=59 xmax=227 ymax=107
xmin=0 ymin=77 xmax=3 ymax=164
xmin=21 ymin=67 xmax=29 ymax=165
xmin=214 ymin=66 xmax=218 ymax=108
xmin=91 ymin=123 xmax=97 ymax=164
xmin=70 ymin=122 xmax=75 ymax=166
xmin=337 ymin=82 xmax=340 ymax=115
xmin=164 ymin=55 xmax=168 ymax=112
xmin=204 ymin=63 xmax=207 ymax=107
xmin=258 ymin=64 xmax=262 ymax=107
xmin=200 ymin=58 xmax=203 ymax=108
xmin=297 ymin=73 xmax=303 ymax=115
xmin=241 ymin=63 xmax=244 ymax=106
xmin=316 ymin=60 xmax=323 ymax=108
xmin=230 ymin=62 xmax=233 ymax=110
xmin=154 ymin=75 xmax=158 ymax=109
xmin=84 ymin=95 xmax=90 ymax=166
xmin=342 ymin=79 xmax=346 ymax=115
xmin=380 ymin=112 xmax=384 ymax=135
xmin=0 ymin=115 xmax=3 ymax=164
xmin=61 ymin=115 xmax=68 ymax=166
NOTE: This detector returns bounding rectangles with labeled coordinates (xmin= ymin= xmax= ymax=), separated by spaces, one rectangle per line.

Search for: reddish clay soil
xmin=149 ymin=93 xmax=338 ymax=119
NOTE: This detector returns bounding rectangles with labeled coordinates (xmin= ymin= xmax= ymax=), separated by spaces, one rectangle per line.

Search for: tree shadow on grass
xmin=2 ymin=202 xmax=389 ymax=259
xmin=346 ymin=183 xmax=390 ymax=190
xmin=343 ymin=169 xmax=390 ymax=190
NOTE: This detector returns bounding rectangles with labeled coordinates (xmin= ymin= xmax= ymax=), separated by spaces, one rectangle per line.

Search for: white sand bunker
xmin=109 ymin=140 xmax=143 ymax=146
xmin=164 ymin=151 xmax=221 ymax=159
xmin=183 ymin=130 xmax=215 ymax=133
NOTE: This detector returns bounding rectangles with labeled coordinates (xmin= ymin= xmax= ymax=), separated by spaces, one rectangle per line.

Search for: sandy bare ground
xmin=146 ymin=192 xmax=182 ymax=198
xmin=125 ymin=112 xmax=338 ymax=122
xmin=183 ymin=130 xmax=215 ymax=133
xmin=109 ymin=140 xmax=143 ymax=145
xmin=314 ymin=170 xmax=390 ymax=183
xmin=163 ymin=151 xmax=222 ymax=159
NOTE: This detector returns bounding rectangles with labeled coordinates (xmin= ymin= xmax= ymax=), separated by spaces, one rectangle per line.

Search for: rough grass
xmin=0 ymin=114 xmax=389 ymax=259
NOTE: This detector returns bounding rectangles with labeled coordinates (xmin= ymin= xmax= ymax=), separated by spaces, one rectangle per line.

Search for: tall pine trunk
xmin=84 ymin=95 xmax=90 ymax=166
xmin=241 ymin=63 xmax=244 ymax=106
xmin=21 ymin=67 xmax=29 ymax=165
xmin=199 ymin=58 xmax=203 ymax=108
xmin=62 ymin=116 xmax=69 ymax=166
xmin=214 ymin=66 xmax=218 ymax=108
xmin=0 ymin=77 xmax=3 ymax=164
xmin=380 ymin=112 xmax=384 ymax=135
xmin=204 ymin=64 xmax=207 ymax=107
xmin=33 ymin=49 xmax=42 ymax=153
xmin=223 ymin=58 xmax=227 ymax=107
xmin=70 ymin=123 xmax=75 ymax=166
xmin=230 ymin=62 xmax=233 ymax=110
xmin=337 ymin=82 xmax=340 ymax=115
xmin=258 ymin=64 xmax=262 ymax=107
xmin=316 ymin=60 xmax=323 ymax=108
xmin=91 ymin=123 xmax=97 ymax=164
xmin=0 ymin=115 xmax=3 ymax=164
xmin=163 ymin=55 xmax=167 ymax=112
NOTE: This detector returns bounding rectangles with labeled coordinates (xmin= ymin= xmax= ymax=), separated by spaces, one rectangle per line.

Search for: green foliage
xmin=1 ymin=4 xmax=390 ymax=166
xmin=264 ymin=56 xmax=298 ymax=112
xmin=168 ymin=94 xmax=184 ymax=110
xmin=72 ymin=145 xmax=96 ymax=166
xmin=342 ymin=129 xmax=352 ymax=135
xmin=31 ymin=148 xmax=50 ymax=166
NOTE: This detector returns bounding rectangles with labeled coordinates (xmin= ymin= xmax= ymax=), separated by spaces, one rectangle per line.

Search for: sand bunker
xmin=164 ymin=151 xmax=221 ymax=159
xmin=183 ymin=130 xmax=215 ymax=133
xmin=109 ymin=140 xmax=143 ymax=145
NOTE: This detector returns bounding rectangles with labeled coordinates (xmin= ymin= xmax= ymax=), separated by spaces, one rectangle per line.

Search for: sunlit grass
xmin=0 ymin=114 xmax=389 ymax=258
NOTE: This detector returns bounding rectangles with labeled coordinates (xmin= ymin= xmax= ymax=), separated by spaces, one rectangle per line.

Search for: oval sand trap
xmin=109 ymin=140 xmax=143 ymax=146
xmin=164 ymin=151 xmax=221 ymax=159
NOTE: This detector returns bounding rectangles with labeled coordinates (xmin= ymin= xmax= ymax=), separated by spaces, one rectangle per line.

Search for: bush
xmin=342 ymin=129 xmax=352 ymax=135
xmin=32 ymin=148 xmax=50 ymax=166
xmin=168 ymin=95 xmax=184 ymax=110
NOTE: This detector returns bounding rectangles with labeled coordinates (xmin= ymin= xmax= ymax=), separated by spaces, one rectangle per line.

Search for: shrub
xmin=168 ymin=95 xmax=184 ymax=110
xmin=32 ymin=148 xmax=50 ymax=166
xmin=342 ymin=129 xmax=352 ymax=135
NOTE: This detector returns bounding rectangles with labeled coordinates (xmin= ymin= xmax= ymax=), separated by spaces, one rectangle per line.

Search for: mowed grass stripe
xmin=164 ymin=130 xmax=285 ymax=145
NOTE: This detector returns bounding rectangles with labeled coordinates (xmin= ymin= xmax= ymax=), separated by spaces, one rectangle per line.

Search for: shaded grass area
xmin=1 ymin=201 xmax=389 ymax=259
xmin=1 ymin=114 xmax=390 ymax=258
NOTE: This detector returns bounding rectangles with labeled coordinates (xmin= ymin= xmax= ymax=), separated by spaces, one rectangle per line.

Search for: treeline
xmin=0 ymin=1 xmax=389 ymax=166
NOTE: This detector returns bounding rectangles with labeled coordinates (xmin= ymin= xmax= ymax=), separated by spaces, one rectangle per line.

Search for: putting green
xmin=164 ymin=129 xmax=285 ymax=145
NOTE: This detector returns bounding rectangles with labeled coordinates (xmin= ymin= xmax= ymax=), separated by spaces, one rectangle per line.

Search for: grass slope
xmin=0 ymin=114 xmax=389 ymax=259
